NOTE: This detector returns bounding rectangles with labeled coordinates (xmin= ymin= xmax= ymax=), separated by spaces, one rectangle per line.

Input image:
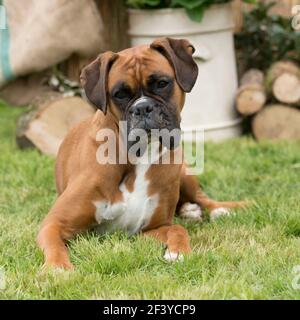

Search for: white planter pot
xmin=128 ymin=4 xmax=242 ymax=141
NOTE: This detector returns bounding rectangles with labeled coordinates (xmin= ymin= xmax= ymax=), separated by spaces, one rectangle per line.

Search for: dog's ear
xmin=150 ymin=37 xmax=198 ymax=92
xmin=80 ymin=52 xmax=118 ymax=114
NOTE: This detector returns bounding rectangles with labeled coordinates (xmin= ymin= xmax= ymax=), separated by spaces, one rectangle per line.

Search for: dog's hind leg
xmin=178 ymin=165 xmax=247 ymax=220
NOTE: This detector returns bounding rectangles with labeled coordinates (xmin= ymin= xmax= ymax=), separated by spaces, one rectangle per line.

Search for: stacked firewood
xmin=16 ymin=95 xmax=95 ymax=157
xmin=236 ymin=61 xmax=300 ymax=141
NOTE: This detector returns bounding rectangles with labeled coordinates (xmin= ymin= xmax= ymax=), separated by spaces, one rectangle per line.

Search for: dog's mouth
xmin=126 ymin=117 xmax=181 ymax=156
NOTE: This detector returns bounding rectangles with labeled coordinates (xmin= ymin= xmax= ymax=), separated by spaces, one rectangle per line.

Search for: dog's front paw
xmin=163 ymin=249 xmax=184 ymax=262
xmin=42 ymin=258 xmax=74 ymax=271
xmin=179 ymin=202 xmax=203 ymax=221
xmin=210 ymin=207 xmax=231 ymax=220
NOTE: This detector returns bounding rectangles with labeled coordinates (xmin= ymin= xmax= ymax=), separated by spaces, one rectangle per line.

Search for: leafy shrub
xmin=126 ymin=0 xmax=255 ymax=22
xmin=235 ymin=2 xmax=300 ymax=71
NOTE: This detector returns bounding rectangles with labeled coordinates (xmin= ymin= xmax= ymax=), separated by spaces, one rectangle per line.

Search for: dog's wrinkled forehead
xmin=108 ymin=45 xmax=175 ymax=90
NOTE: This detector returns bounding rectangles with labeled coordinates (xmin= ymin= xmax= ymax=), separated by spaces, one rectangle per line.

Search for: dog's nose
xmin=130 ymin=97 xmax=155 ymax=117
xmin=132 ymin=103 xmax=153 ymax=116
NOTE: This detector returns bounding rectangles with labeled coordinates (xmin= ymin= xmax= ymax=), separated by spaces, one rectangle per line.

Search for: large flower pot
xmin=128 ymin=3 xmax=242 ymax=141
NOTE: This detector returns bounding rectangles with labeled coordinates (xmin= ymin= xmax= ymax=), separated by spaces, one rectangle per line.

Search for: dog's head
xmin=80 ymin=38 xmax=198 ymax=150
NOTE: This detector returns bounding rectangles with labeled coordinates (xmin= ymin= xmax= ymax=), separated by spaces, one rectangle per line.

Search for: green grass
xmin=1 ymin=100 xmax=300 ymax=300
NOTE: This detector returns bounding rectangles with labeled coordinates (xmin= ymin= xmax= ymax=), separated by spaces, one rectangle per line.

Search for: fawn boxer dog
xmin=37 ymin=38 xmax=245 ymax=269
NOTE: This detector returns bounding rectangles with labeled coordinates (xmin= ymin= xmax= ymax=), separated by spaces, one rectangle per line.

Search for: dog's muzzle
xmin=127 ymin=96 xmax=172 ymax=131
xmin=125 ymin=96 xmax=181 ymax=153
xmin=128 ymin=96 xmax=161 ymax=129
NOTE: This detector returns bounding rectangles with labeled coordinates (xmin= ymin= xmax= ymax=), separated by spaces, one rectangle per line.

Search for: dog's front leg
xmin=37 ymin=221 xmax=73 ymax=270
xmin=37 ymin=185 xmax=96 ymax=270
xmin=143 ymin=224 xmax=191 ymax=262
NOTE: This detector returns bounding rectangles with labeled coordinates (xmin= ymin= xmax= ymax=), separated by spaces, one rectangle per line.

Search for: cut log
xmin=236 ymin=69 xmax=267 ymax=115
xmin=252 ymin=104 xmax=300 ymax=141
xmin=240 ymin=69 xmax=265 ymax=86
xmin=266 ymin=61 xmax=300 ymax=105
xmin=273 ymin=73 xmax=300 ymax=105
xmin=16 ymin=96 xmax=95 ymax=156
xmin=267 ymin=61 xmax=300 ymax=84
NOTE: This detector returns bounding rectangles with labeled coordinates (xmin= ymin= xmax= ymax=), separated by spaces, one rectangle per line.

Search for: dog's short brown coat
xmin=37 ymin=38 xmax=244 ymax=269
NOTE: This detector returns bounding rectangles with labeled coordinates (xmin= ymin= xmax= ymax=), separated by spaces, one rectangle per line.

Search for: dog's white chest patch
xmin=94 ymin=143 xmax=161 ymax=235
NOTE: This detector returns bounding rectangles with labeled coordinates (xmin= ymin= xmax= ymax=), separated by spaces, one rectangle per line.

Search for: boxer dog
xmin=37 ymin=38 xmax=245 ymax=269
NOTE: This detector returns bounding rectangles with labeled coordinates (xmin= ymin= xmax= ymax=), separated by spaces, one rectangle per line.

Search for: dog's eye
xmin=157 ymin=80 xmax=169 ymax=89
xmin=114 ymin=89 xmax=130 ymax=100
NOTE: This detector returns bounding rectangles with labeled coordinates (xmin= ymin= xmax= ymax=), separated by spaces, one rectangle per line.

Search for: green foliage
xmin=235 ymin=2 xmax=300 ymax=71
xmin=126 ymin=0 xmax=256 ymax=22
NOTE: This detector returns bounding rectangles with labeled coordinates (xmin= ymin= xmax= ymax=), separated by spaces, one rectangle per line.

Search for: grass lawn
xmin=0 ymin=100 xmax=300 ymax=300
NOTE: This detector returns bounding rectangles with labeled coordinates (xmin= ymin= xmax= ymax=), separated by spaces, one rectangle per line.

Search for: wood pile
xmin=236 ymin=61 xmax=300 ymax=141
xmin=16 ymin=96 xmax=95 ymax=157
